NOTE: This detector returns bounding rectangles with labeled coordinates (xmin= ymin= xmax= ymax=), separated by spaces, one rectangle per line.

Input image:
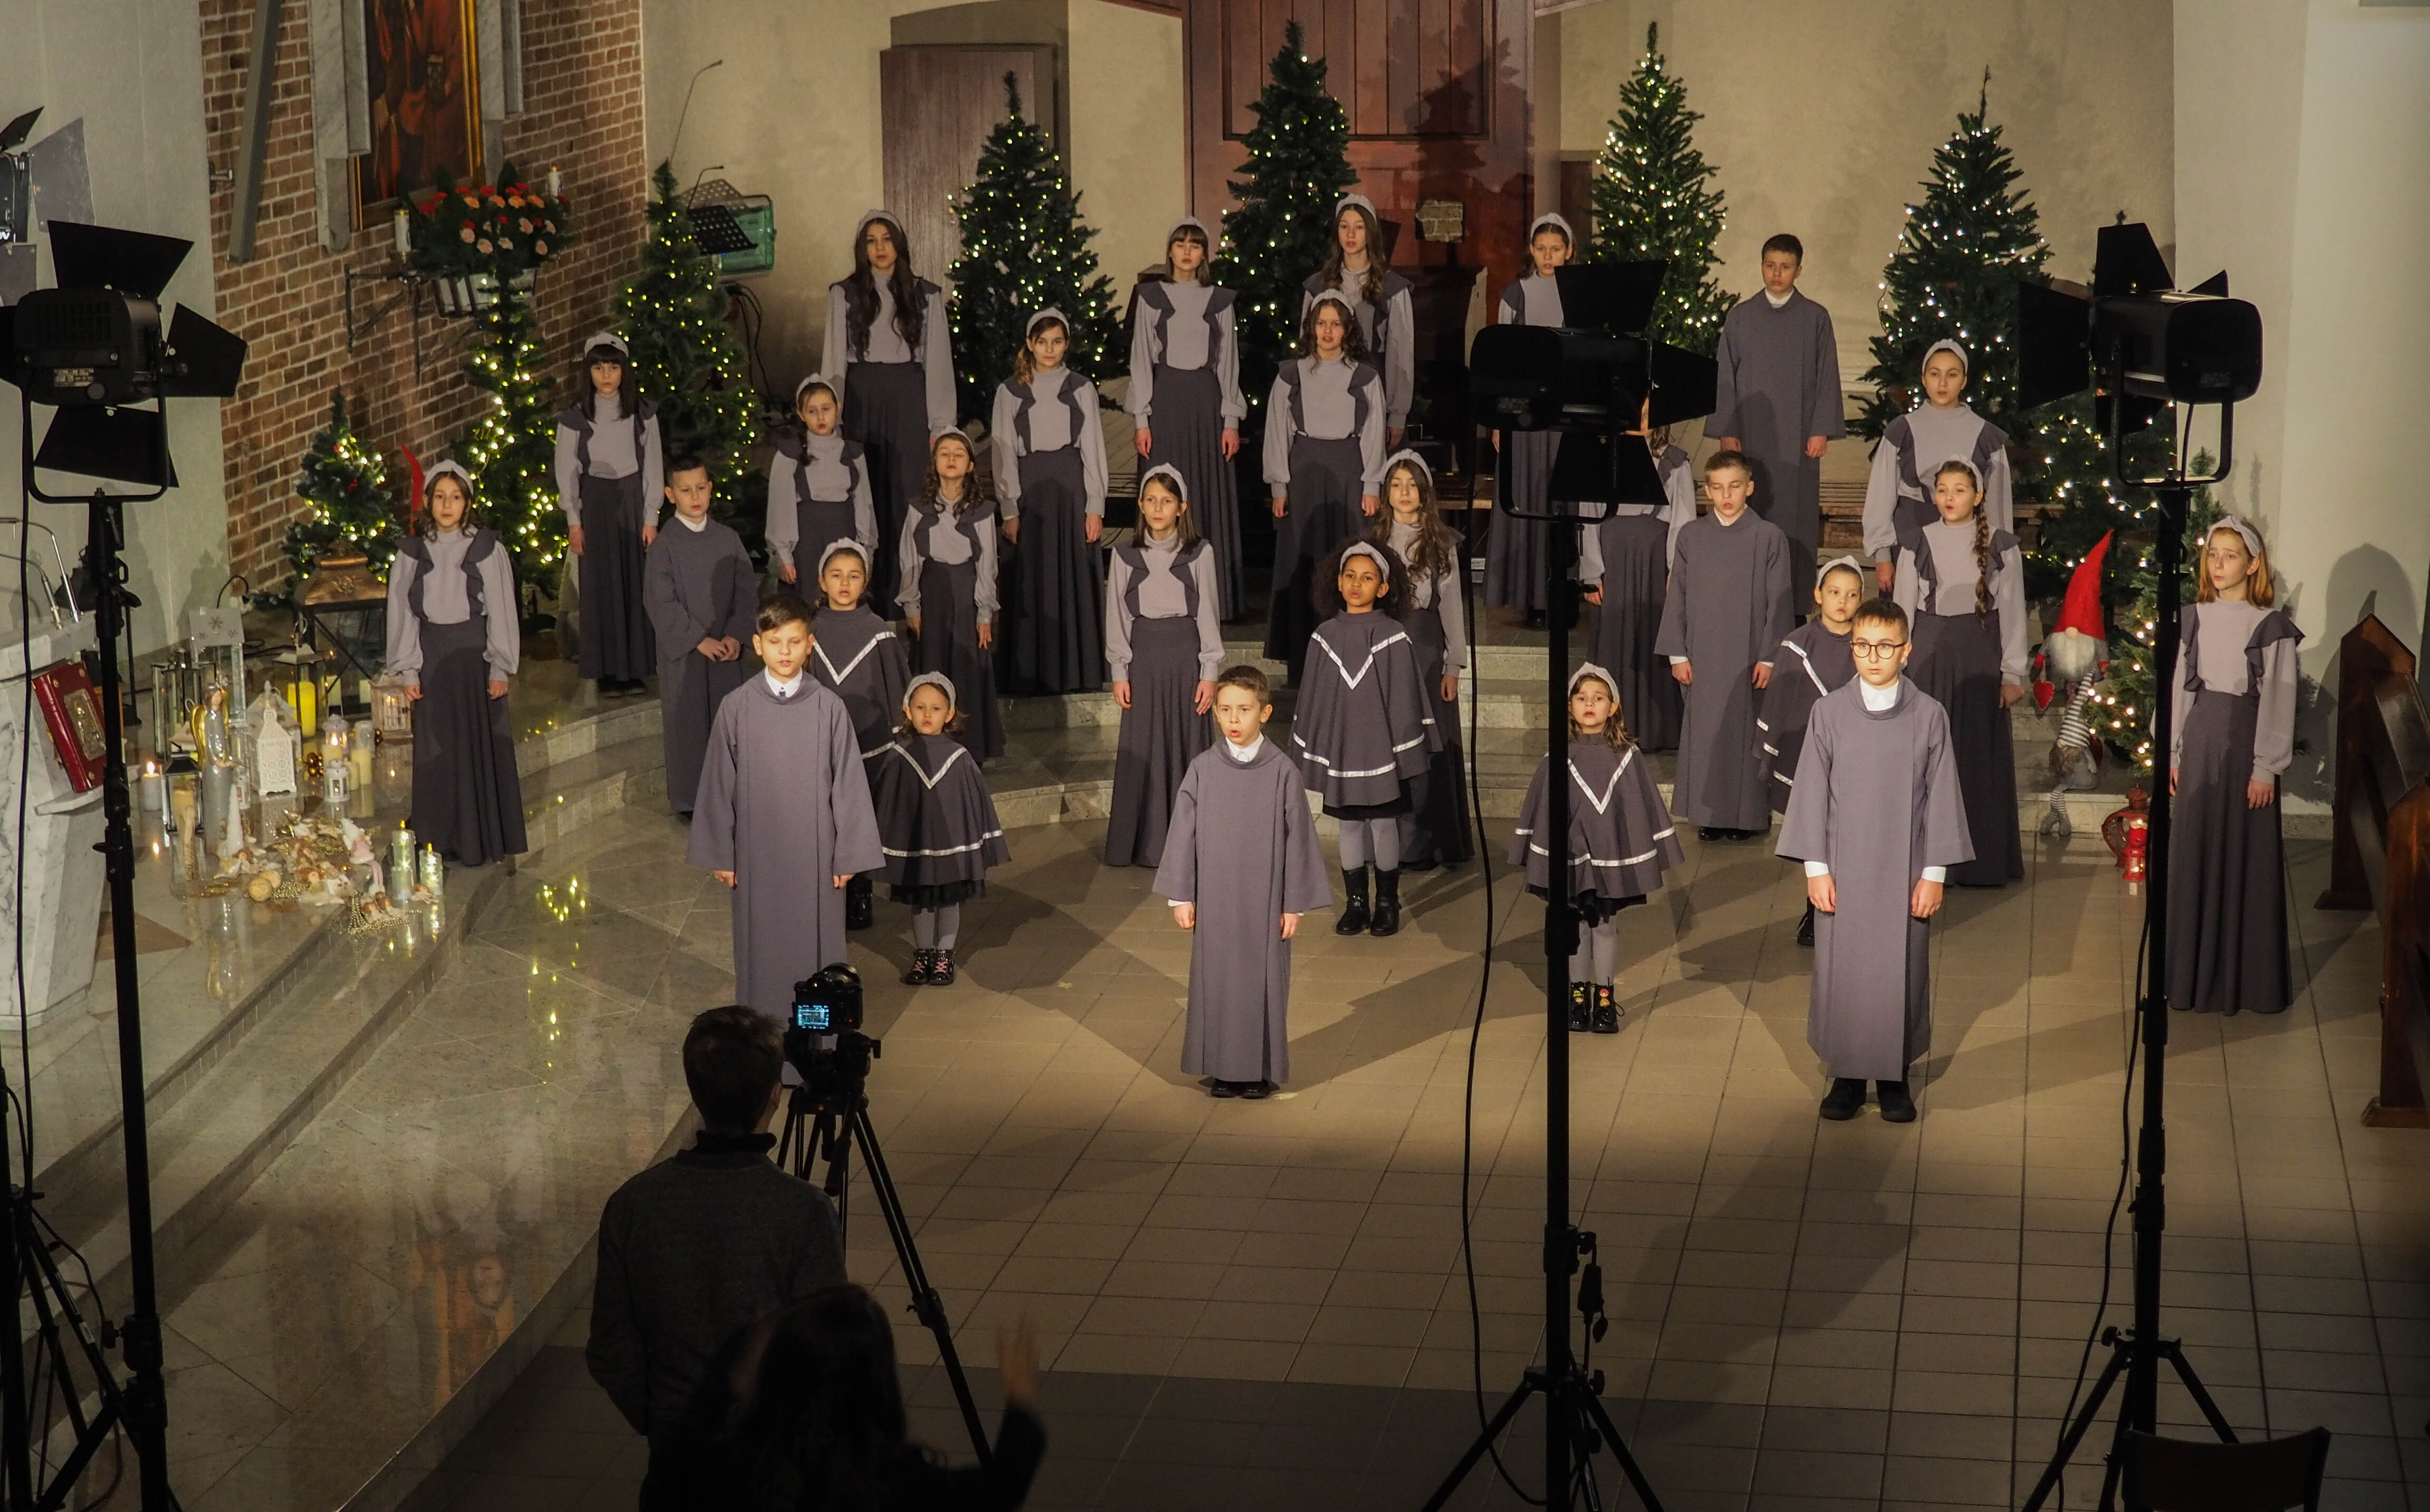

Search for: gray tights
xmin=1336 ymin=818 xmax=1402 ymax=873
xmin=1569 ymin=918 xmax=1619 ymax=986
xmin=912 ymin=903 xmax=961 ymax=950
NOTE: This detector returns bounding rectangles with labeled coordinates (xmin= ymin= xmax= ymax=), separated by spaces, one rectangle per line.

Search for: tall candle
xmin=546 ymin=166 xmax=561 ymax=199
xmin=296 ymin=677 xmax=317 ymax=738
xmin=393 ymin=208 xmax=410 ymax=256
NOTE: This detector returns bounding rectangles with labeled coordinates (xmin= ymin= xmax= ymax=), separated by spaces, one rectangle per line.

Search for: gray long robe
xmin=1154 ymin=738 xmax=1334 ymax=1085
xmin=1655 ymin=510 xmax=1793 ymax=829
xmin=687 ymin=679 xmax=885 ymax=1022
xmin=1776 ymin=679 xmax=1973 ymax=1081
xmin=1710 ymin=290 xmax=1844 ymax=600
xmin=645 ymin=518 xmax=759 ymax=813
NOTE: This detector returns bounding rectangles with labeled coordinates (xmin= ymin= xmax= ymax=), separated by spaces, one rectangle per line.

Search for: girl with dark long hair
xmin=991 ymin=309 xmax=1109 ymax=694
xmin=895 ymin=430 xmax=1005 ymax=760
xmin=1261 ymin=292 xmax=1384 ymax=684
xmin=554 ymin=331 xmax=662 ymax=692
xmin=1129 ymin=217 xmax=1247 ymax=618
xmin=822 ymin=212 xmax=955 ymax=602
xmin=1300 ymin=193 xmax=1414 ymax=445
xmin=1369 ymin=451 xmax=1473 ymax=869
xmin=1487 ymin=212 xmax=1577 ymax=618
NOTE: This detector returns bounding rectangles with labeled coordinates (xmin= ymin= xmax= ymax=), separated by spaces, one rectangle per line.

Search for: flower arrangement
xmin=402 ymin=159 xmax=575 ymax=298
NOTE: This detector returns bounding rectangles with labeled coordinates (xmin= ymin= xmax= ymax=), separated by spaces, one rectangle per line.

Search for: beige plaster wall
xmin=1067 ymin=0 xmax=1186 ymax=294
xmin=1557 ymin=0 xmax=2176 ymax=370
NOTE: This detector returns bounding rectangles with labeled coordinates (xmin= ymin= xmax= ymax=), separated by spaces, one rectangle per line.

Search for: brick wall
xmin=200 ymin=0 xmax=648 ymax=587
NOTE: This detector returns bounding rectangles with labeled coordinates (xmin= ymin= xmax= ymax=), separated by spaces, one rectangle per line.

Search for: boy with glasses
xmin=1775 ymin=599 xmax=1973 ymax=1123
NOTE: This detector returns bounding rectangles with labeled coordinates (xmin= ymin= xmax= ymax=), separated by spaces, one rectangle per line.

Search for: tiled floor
xmin=421 ymin=816 xmax=2429 ymax=1510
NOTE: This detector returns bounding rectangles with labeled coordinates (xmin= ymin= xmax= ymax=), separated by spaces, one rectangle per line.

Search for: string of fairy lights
xmin=1589 ymin=25 xmax=1732 ymax=354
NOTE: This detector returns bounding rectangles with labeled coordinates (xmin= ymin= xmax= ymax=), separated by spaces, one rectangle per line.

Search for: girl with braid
xmin=1890 ymin=458 xmax=2025 ymax=886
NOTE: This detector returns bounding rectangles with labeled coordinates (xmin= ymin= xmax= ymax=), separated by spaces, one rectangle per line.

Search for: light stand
xmin=2019 ymin=414 xmax=2240 ymax=1511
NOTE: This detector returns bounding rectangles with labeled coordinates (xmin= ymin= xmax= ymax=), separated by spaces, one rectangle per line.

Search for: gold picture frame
xmin=353 ymin=0 xmax=484 ymax=222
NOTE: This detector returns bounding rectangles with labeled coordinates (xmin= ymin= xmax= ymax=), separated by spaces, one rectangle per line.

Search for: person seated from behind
xmin=588 ymin=1007 xmax=847 ymax=1512
xmin=735 ymin=1284 xmax=1047 ymax=1512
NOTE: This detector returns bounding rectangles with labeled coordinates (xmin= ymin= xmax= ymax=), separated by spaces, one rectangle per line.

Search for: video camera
xmin=783 ymin=963 xmax=877 ymax=1115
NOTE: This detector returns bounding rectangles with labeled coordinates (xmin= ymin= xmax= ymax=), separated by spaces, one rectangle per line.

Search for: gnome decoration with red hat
xmin=2033 ymin=530 xmax=2113 ymax=837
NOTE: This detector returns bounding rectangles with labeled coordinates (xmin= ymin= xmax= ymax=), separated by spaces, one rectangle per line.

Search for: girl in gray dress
xmin=765 ymin=376 xmax=877 ymax=589
xmin=823 ymin=211 xmax=956 ymax=599
xmin=992 ymin=309 xmax=1110 ymax=694
xmin=1860 ymin=341 xmax=2013 ymax=594
xmin=875 ymin=674 xmax=1010 ymax=987
xmin=1262 ymin=293 xmax=1385 ymax=685
xmin=810 ymin=539 xmax=912 ymax=932
xmin=1300 ymin=194 xmax=1415 ymax=446
xmin=897 ymin=431 xmax=1005 ymax=761
xmin=1759 ymin=557 xmax=1866 ymax=945
xmin=1511 ymin=665 xmax=1684 ymax=1033
xmin=1103 ymin=466 xmax=1221 ymax=869
xmin=1890 ymin=458 xmax=2027 ymax=886
xmin=2167 ymin=517 xmax=2300 ymax=1015
xmin=1371 ymin=451 xmax=1473 ymax=869
xmin=1290 ymin=542 xmax=1440 ymax=937
xmin=1130 ymin=219 xmax=1247 ymax=619
xmin=554 ymin=332 xmax=662 ymax=693
xmin=387 ymin=462 xmax=526 ymax=869
xmin=1488 ymin=213 xmax=1577 ymax=616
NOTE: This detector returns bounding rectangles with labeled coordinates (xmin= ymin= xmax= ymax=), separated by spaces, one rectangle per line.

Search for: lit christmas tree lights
xmin=454 ymin=286 xmax=563 ymax=578
xmin=948 ymin=75 xmax=1121 ymax=418
xmin=1586 ymin=24 xmax=1734 ymax=355
xmin=285 ymin=386 xmax=399 ymax=585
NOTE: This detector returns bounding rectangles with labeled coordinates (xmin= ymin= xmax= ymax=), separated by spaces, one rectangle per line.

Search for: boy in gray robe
xmin=645 ymin=455 xmax=758 ymax=817
xmin=1711 ymin=234 xmax=1845 ymax=603
xmin=1155 ymin=665 xmax=1334 ymax=1100
xmin=688 ymin=593 xmax=886 ymax=1024
xmin=1655 ymin=451 xmax=1793 ymax=839
xmin=1777 ymin=597 xmax=1973 ymax=1123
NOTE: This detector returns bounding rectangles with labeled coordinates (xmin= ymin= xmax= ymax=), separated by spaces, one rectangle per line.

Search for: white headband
xmin=1933 ymin=456 xmax=1985 ymax=491
xmin=1817 ymin=554 xmax=1868 ymax=586
xmin=1339 ymin=541 xmax=1394 ymax=583
xmin=1382 ymin=449 xmax=1433 ymax=488
xmin=423 ymin=460 xmax=475 ymax=500
xmin=816 ymin=538 xmax=870 ymax=577
xmin=1336 ymin=193 xmax=1378 ymax=220
xmin=582 ymin=331 xmax=628 ymax=358
xmin=903 ymin=671 xmax=956 ymax=714
xmin=1309 ymin=289 xmax=1357 ymax=319
xmin=2207 ymin=515 xmax=2265 ymax=559
xmin=1529 ymin=212 xmax=1576 ymax=245
xmin=793 ymin=373 xmax=837 ymax=405
xmin=1026 ymin=308 xmax=1068 ymax=338
xmin=1139 ymin=463 xmax=1189 ymax=502
xmin=1568 ymin=663 xmax=1617 ymax=697
xmin=1920 ymin=339 xmax=1969 ymax=378
xmin=932 ymin=427 xmax=974 ymax=451
xmin=1166 ymin=216 xmax=1212 ymax=244
xmin=855 ymin=209 xmax=902 ymax=237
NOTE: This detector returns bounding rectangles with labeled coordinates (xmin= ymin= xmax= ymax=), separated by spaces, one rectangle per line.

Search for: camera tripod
xmin=776 ymin=1034 xmax=992 ymax=1467
xmin=0 ymin=1166 xmax=131 ymax=1511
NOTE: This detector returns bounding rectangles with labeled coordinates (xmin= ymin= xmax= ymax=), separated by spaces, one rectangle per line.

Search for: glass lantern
xmin=371 ymin=672 xmax=414 ymax=742
xmin=321 ymin=721 xmax=351 ymax=807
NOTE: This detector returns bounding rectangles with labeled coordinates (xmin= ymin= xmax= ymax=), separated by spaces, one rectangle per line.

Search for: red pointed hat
xmin=2052 ymin=530 xmax=2113 ymax=641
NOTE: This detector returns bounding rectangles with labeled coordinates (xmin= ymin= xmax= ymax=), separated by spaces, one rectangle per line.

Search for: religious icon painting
xmin=354 ymin=0 xmax=484 ymax=221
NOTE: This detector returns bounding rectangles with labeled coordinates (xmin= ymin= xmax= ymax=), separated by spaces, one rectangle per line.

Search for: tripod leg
xmin=850 ymin=1107 xmax=992 ymax=1468
xmin=2020 ymin=1337 xmax=2130 ymax=1512
xmin=1579 ymin=1390 xmax=1665 ymax=1512
xmin=1420 ymin=1378 xmax=1538 ymax=1512
xmin=2161 ymin=1342 xmax=2240 ymax=1443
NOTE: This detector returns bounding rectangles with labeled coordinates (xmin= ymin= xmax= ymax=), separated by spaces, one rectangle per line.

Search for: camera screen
xmin=794 ymin=1002 xmax=832 ymax=1033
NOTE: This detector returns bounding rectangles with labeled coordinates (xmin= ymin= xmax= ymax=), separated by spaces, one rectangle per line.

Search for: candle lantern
xmin=372 ymin=672 xmax=414 ymax=741
xmin=321 ymin=721 xmax=351 ymax=807
xmin=350 ymin=717 xmax=376 ymax=791
xmin=2101 ymin=786 xmax=2152 ymax=882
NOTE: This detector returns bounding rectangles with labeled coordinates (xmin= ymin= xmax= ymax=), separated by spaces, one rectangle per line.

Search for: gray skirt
xmin=1266 ymin=434 xmax=1364 ymax=683
xmin=411 ymin=617 xmax=527 ymax=867
xmin=843 ymin=360 xmax=930 ymax=608
xmin=915 ymin=558 xmax=1005 ymax=760
xmin=1913 ymin=609 xmax=2021 ymax=885
xmin=1104 ymin=616 xmax=1211 ymax=868
xmin=577 ymin=471 xmax=654 ymax=681
xmin=1587 ymin=513 xmax=1681 ymax=752
xmin=1147 ymin=365 xmax=1243 ymax=620
xmin=1486 ymin=430 xmax=1560 ymax=613
xmin=1403 ymin=605 xmax=1473 ymax=866
xmin=1001 ymin=446 xmax=1106 ymax=694
xmin=2165 ymin=690 xmax=2290 ymax=1015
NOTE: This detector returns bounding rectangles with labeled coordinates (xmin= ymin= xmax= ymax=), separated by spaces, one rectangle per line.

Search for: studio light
xmin=2017 ymin=221 xmax=2262 ymax=442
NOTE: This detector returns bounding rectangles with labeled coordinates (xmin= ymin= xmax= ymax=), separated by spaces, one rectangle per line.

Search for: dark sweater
xmin=587 ymin=1131 xmax=847 ymax=1448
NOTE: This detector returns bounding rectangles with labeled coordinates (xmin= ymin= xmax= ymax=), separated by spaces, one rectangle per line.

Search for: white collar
xmin=1713 ymin=507 xmax=1747 ymax=528
xmin=765 ymin=668 xmax=806 ymax=698
xmin=1764 ymin=288 xmax=1793 ymax=308
xmin=673 ymin=511 xmax=710 ymax=533
xmin=1859 ymin=677 xmax=1901 ymax=711
xmin=1224 ymin=734 xmax=1265 ymax=763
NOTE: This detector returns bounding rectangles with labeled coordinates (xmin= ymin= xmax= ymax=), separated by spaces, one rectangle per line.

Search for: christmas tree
xmin=616 ymin=161 xmax=767 ymax=542
xmin=947 ymin=75 xmax=1121 ymax=418
xmin=1586 ymin=24 xmax=1734 ymax=355
xmin=1214 ymin=20 xmax=1357 ymax=412
xmin=1853 ymin=76 xmax=2049 ymax=442
xmin=454 ymin=287 xmax=562 ymax=578
xmin=2090 ymin=470 xmax=2221 ymax=773
xmin=284 ymin=387 xmax=400 ymax=585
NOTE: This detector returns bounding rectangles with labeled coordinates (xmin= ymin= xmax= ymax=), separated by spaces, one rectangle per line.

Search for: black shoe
xmin=1335 ymin=867 xmax=1370 ymax=935
xmin=1592 ymin=985 xmax=1621 ymax=1034
xmin=1877 ymin=1080 xmax=1916 ymax=1123
xmin=1368 ymin=869 xmax=1402 ymax=937
xmin=1238 ymin=1081 xmax=1274 ymax=1100
xmin=1819 ymin=1077 xmax=1867 ymax=1121
xmin=846 ymin=876 xmax=875 ymax=932
xmin=1797 ymin=902 xmax=1816 ymax=948
xmin=1567 ymin=983 xmax=1592 ymax=1033
xmin=929 ymin=948 xmax=958 ymax=986
xmin=901 ymin=949 xmax=933 ymax=986
xmin=1699 ymin=826 xmax=1730 ymax=842
xmin=1209 ymin=1079 xmax=1242 ymax=1099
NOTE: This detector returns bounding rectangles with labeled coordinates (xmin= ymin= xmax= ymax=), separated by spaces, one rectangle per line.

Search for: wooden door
xmin=878 ymin=46 xmax=1052 ymax=288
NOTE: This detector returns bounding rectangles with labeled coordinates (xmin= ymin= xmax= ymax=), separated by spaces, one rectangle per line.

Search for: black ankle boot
xmin=1876 ymin=1079 xmax=1916 ymax=1123
xmin=1819 ymin=1077 xmax=1867 ymax=1121
xmin=1567 ymin=983 xmax=1591 ymax=1033
xmin=1335 ymin=867 xmax=1370 ymax=935
xmin=1368 ymin=869 xmax=1402 ymax=937
xmin=929 ymin=948 xmax=958 ymax=986
xmin=846 ymin=875 xmax=874 ymax=931
xmin=1797 ymin=901 xmax=1816 ymax=948
xmin=1592 ymin=985 xmax=1621 ymax=1034
xmin=901 ymin=949 xmax=933 ymax=986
